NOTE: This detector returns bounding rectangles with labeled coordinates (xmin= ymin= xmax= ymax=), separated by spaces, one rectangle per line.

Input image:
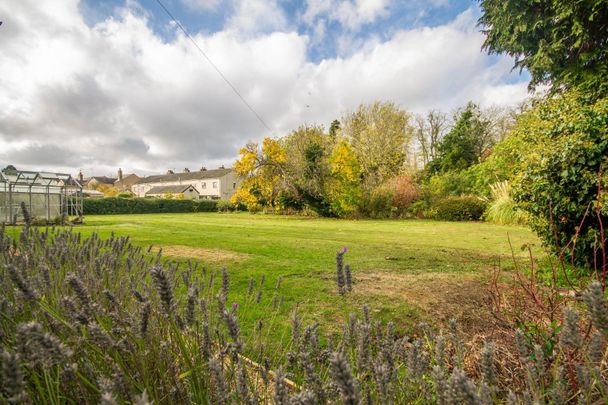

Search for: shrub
xmin=83 ymin=197 xmax=217 ymax=215
xmin=484 ymin=181 xmax=528 ymax=225
xmin=425 ymin=169 xmax=478 ymax=200
xmin=433 ymin=196 xmax=486 ymax=221
xmin=216 ymin=199 xmax=236 ymax=212
xmin=357 ymin=187 xmax=395 ymax=218
xmin=390 ymin=175 xmax=420 ymax=211
xmin=510 ymin=91 xmax=608 ymax=268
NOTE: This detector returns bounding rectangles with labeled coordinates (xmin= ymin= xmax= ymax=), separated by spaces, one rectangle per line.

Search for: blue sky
xmin=1 ymin=0 xmax=530 ymax=175
xmin=80 ymin=0 xmax=479 ymax=61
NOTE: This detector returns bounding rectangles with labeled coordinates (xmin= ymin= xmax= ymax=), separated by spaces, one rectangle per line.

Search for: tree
xmin=414 ymin=110 xmax=449 ymax=167
xmin=478 ymin=0 xmax=608 ymax=96
xmin=327 ymin=139 xmax=362 ymax=217
xmin=231 ymin=137 xmax=287 ymax=211
xmin=427 ymin=103 xmax=492 ymax=174
xmin=283 ymin=125 xmax=333 ymax=215
xmin=95 ymin=183 xmax=118 ymax=197
xmin=329 ymin=119 xmax=341 ymax=140
xmin=341 ymin=101 xmax=413 ymax=188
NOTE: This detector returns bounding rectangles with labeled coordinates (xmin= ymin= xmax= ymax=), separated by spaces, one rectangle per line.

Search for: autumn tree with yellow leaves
xmin=231 ymin=137 xmax=287 ymax=212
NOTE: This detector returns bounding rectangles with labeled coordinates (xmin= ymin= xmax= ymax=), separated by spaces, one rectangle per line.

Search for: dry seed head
xmin=16 ymin=321 xmax=73 ymax=367
xmin=561 ymin=307 xmax=582 ymax=349
xmin=6 ymin=264 xmax=38 ymax=302
xmin=290 ymin=389 xmax=316 ymax=405
xmin=247 ymin=277 xmax=255 ymax=296
xmin=344 ymin=264 xmax=353 ymax=292
xmin=329 ymin=351 xmax=360 ymax=405
xmin=139 ymin=301 xmax=151 ymax=338
xmin=1 ymin=350 xmax=29 ymax=404
xmin=448 ymin=368 xmax=481 ymax=405
xmin=588 ymin=331 xmax=604 ymax=365
xmin=209 ymin=357 xmax=228 ymax=405
xmin=432 ymin=365 xmax=449 ymax=405
xmin=273 ymin=368 xmax=289 ymax=405
xmin=150 ymin=265 xmax=174 ymax=317
xmin=221 ymin=267 xmax=229 ymax=298
xmin=481 ymin=342 xmax=495 ymax=386
xmin=336 ymin=251 xmax=346 ymax=295
xmin=185 ymin=286 xmax=198 ymax=326
xmin=66 ymin=272 xmax=93 ymax=316
xmin=584 ymin=281 xmax=608 ymax=335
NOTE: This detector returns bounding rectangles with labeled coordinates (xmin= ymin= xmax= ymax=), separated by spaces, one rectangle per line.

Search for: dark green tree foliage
xmin=329 ymin=119 xmax=341 ymax=140
xmin=427 ymin=103 xmax=491 ymax=174
xmin=283 ymin=125 xmax=334 ymax=216
xmin=511 ymin=92 xmax=608 ymax=268
xmin=478 ymin=0 xmax=608 ymax=96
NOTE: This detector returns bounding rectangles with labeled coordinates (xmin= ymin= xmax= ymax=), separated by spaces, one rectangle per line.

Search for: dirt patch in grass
xmin=353 ymin=271 xmax=493 ymax=335
xmin=159 ymin=245 xmax=250 ymax=262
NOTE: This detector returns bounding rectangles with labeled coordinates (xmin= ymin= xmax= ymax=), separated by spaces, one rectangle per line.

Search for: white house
xmin=131 ymin=167 xmax=240 ymax=199
xmin=145 ymin=184 xmax=200 ymax=199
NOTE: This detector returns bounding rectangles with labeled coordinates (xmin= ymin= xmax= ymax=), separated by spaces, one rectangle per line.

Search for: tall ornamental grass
xmin=1 ymin=223 xmax=608 ymax=403
xmin=484 ymin=181 xmax=528 ymax=226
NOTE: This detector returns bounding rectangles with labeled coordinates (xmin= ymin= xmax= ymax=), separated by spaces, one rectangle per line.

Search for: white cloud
xmin=303 ymin=0 xmax=391 ymax=31
xmin=0 ymin=1 xmax=529 ymax=176
xmin=225 ymin=0 xmax=289 ymax=36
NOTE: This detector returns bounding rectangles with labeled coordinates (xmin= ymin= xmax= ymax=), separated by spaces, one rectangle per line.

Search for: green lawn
xmin=69 ymin=212 xmax=539 ymax=344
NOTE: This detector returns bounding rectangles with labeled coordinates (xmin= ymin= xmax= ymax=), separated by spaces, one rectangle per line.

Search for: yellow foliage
xmin=232 ymin=136 xmax=286 ymax=211
xmin=327 ymin=139 xmax=362 ymax=216
xmin=95 ymin=184 xmax=118 ymax=197
xmin=329 ymin=139 xmax=360 ymax=182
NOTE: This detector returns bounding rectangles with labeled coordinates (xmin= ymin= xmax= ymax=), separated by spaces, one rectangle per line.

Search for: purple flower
xmin=232 ymin=303 xmax=238 ymax=311
xmin=342 ymin=246 xmax=347 ymax=253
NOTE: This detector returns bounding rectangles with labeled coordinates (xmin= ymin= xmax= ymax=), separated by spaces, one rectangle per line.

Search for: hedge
xmin=83 ymin=197 xmax=218 ymax=215
xmin=433 ymin=196 xmax=486 ymax=221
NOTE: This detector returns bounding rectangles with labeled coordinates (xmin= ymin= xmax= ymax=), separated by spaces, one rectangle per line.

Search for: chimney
xmin=184 ymin=168 xmax=190 ymax=173
xmin=200 ymin=166 xmax=207 ymax=171
xmin=118 ymin=168 xmax=123 ymax=181
xmin=219 ymin=165 xmax=225 ymax=169
xmin=167 ymin=169 xmax=174 ymax=175
xmin=78 ymin=170 xmax=84 ymax=182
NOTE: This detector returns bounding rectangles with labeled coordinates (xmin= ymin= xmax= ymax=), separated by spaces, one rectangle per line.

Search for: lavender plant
xmin=1 ymin=225 xmax=608 ymax=404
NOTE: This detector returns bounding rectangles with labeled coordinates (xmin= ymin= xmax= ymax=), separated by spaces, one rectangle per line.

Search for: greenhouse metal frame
xmin=0 ymin=169 xmax=83 ymax=224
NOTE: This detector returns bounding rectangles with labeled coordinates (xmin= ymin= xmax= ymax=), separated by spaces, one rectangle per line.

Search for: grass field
xmin=64 ymin=212 xmax=540 ymax=345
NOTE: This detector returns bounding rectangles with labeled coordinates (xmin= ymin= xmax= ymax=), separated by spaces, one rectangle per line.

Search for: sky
xmin=0 ymin=0 xmax=531 ymax=177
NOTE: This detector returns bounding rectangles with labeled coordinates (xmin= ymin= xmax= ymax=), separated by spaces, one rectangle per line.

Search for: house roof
xmin=87 ymin=176 xmax=117 ymax=185
xmin=114 ymin=173 xmax=139 ymax=184
xmin=145 ymin=184 xmax=200 ymax=195
xmin=135 ymin=168 xmax=232 ymax=185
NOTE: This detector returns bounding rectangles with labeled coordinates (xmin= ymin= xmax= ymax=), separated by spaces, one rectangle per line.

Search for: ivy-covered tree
xmin=283 ymin=125 xmax=333 ymax=216
xmin=478 ymin=0 xmax=608 ymax=96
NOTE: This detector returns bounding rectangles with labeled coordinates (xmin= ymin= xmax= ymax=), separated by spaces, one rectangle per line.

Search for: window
xmin=212 ymin=181 xmax=217 ymax=189
xmin=201 ymin=182 xmax=206 ymax=189
xmin=233 ymin=182 xmax=236 ymax=189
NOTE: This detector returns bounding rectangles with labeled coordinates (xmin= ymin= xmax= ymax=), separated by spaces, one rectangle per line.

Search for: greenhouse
xmin=0 ymin=167 xmax=83 ymax=224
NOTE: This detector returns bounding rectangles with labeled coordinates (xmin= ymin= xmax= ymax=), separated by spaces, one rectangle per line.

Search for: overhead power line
xmin=153 ymin=0 xmax=272 ymax=133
